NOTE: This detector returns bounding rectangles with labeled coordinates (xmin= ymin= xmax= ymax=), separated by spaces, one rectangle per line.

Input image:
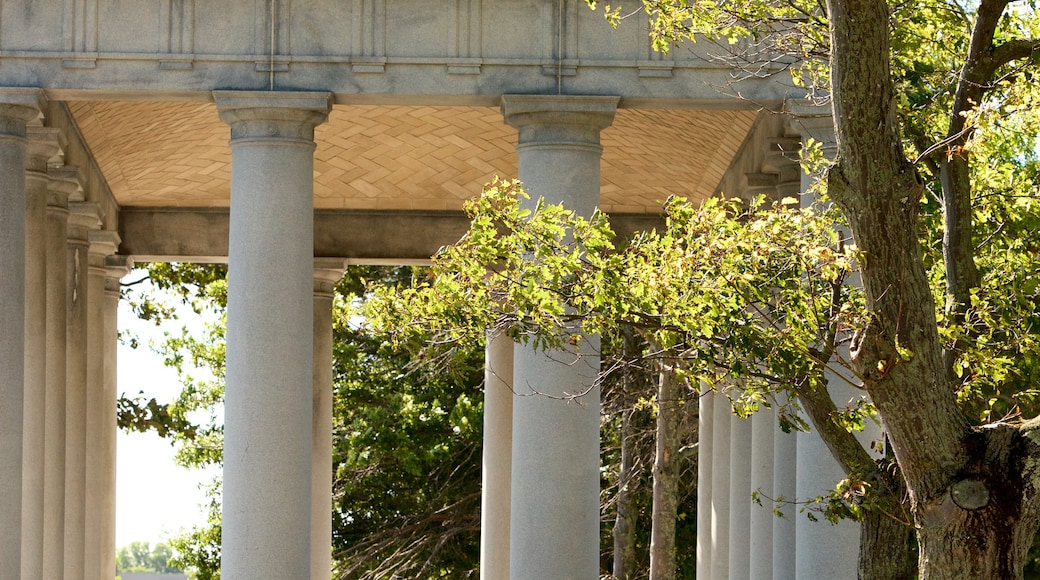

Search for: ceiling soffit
xmin=69 ymin=102 xmax=758 ymax=214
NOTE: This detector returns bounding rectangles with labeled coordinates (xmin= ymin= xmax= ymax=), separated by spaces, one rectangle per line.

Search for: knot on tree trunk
xmin=850 ymin=316 xmax=895 ymax=386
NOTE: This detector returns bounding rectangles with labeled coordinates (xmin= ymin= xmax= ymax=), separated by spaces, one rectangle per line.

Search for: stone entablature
xmin=0 ymin=0 xmax=788 ymax=103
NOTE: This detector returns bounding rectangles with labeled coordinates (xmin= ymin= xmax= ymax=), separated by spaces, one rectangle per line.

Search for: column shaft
xmin=84 ymin=232 xmax=119 ymax=580
xmin=216 ymin=91 xmax=331 ymax=579
xmin=479 ymin=331 xmax=513 ymax=580
xmin=21 ymin=126 xmax=60 ymax=579
xmin=312 ymin=260 xmax=347 ymax=580
xmin=728 ymin=410 xmax=752 ymax=579
xmin=0 ymin=88 xmax=43 ymax=580
xmin=789 ymin=108 xmax=865 ymax=578
xmin=43 ymin=182 xmax=70 ymax=579
xmin=748 ymin=407 xmax=776 ymax=580
xmin=695 ymin=392 xmax=714 ymax=580
xmin=64 ymin=199 xmax=99 ymax=580
xmin=772 ymin=415 xmax=797 ymax=580
xmin=501 ymin=95 xmax=617 ymax=580
xmin=100 ymin=257 xmax=130 ymax=580
xmin=709 ymin=393 xmax=731 ymax=580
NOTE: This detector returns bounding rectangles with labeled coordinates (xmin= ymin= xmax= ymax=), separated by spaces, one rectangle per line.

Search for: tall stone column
xmin=21 ymin=125 xmax=61 ymax=579
xmin=748 ymin=406 xmax=776 ymax=580
xmin=709 ymin=392 xmax=731 ymax=580
xmin=43 ymin=169 xmax=74 ymax=580
xmin=788 ymin=105 xmax=873 ymax=578
xmin=64 ymin=196 xmax=100 ymax=580
xmin=100 ymin=256 xmax=131 ymax=580
xmin=772 ymin=418 xmax=797 ymax=580
xmin=695 ymin=392 xmax=714 ymax=580
xmin=215 ymin=91 xmax=331 ymax=579
xmin=0 ymin=87 xmax=44 ymax=580
xmin=312 ymin=259 xmax=347 ymax=580
xmin=84 ymin=230 xmax=119 ymax=580
xmin=501 ymin=94 xmax=618 ymax=580
xmin=480 ymin=330 xmax=513 ymax=580
xmin=728 ymin=408 xmax=752 ymax=578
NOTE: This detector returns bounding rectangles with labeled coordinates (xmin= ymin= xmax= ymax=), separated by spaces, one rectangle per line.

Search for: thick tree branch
xmin=827 ymin=0 xmax=970 ymax=506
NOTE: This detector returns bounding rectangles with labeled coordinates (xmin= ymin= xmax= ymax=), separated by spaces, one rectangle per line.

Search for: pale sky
xmin=114 ymin=276 xmax=219 ymax=548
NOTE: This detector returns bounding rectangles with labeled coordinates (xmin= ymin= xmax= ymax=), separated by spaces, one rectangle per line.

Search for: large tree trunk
xmin=649 ymin=364 xmax=680 ymax=580
xmin=825 ymin=0 xmax=1040 ymax=575
xmin=612 ymin=409 xmax=638 ymax=580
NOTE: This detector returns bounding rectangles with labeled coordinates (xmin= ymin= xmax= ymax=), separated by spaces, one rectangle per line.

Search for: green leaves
xmin=368 ymin=180 xmax=862 ymax=416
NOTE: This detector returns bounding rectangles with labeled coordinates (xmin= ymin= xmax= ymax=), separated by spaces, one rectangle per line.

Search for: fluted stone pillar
xmin=100 ymin=255 xmax=130 ymax=580
xmin=0 ymin=87 xmax=44 ymax=580
xmin=709 ymin=392 xmax=731 ymax=580
xmin=480 ymin=330 xmax=513 ymax=580
xmin=695 ymin=392 xmax=714 ymax=580
xmin=748 ymin=406 xmax=776 ymax=580
xmin=21 ymin=125 xmax=60 ymax=579
xmin=312 ymin=259 xmax=347 ymax=580
xmin=501 ymin=94 xmax=617 ymax=580
xmin=216 ymin=91 xmax=331 ymax=579
xmin=84 ymin=230 xmax=119 ymax=580
xmin=728 ymin=408 xmax=752 ymax=579
xmin=64 ymin=197 xmax=100 ymax=580
xmin=43 ymin=171 xmax=73 ymax=579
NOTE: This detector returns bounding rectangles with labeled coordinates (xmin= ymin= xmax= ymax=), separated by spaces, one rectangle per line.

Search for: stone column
xmin=728 ymin=408 xmax=752 ymax=579
xmin=43 ymin=168 xmax=74 ymax=579
xmin=748 ymin=407 xmax=776 ymax=580
xmin=0 ymin=87 xmax=43 ymax=580
xmin=100 ymin=255 xmax=131 ymax=580
xmin=84 ymin=230 xmax=119 ymax=580
xmin=695 ymin=392 xmax=714 ymax=580
xmin=501 ymin=94 xmax=618 ymax=580
xmin=21 ymin=125 xmax=61 ymax=579
xmin=64 ymin=195 xmax=100 ymax=580
xmin=215 ymin=90 xmax=331 ymax=579
xmin=480 ymin=330 xmax=513 ymax=580
xmin=312 ymin=259 xmax=347 ymax=580
xmin=709 ymin=392 xmax=731 ymax=580
xmin=788 ymin=105 xmax=865 ymax=579
xmin=772 ymin=419 xmax=797 ymax=580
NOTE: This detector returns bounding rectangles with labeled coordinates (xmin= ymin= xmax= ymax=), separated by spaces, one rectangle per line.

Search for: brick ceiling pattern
xmin=69 ymin=102 xmax=757 ymax=214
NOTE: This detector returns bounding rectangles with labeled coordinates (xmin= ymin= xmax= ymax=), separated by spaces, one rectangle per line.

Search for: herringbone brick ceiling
xmin=70 ymin=101 xmax=756 ymax=214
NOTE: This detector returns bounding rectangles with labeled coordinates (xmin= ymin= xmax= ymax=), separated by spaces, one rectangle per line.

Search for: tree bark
xmin=649 ymin=364 xmax=680 ymax=580
xmin=612 ymin=409 xmax=638 ymax=580
xmin=825 ymin=0 xmax=1040 ymax=575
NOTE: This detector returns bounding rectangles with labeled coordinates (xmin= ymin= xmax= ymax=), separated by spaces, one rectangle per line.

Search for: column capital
xmin=89 ymin=230 xmax=121 ymax=277
xmin=784 ymin=98 xmax=835 ymax=147
xmin=103 ymin=255 xmax=133 ymax=294
xmin=68 ymin=202 xmax=102 ymax=245
xmin=501 ymin=95 xmax=619 ymax=147
xmin=0 ymin=88 xmax=46 ymax=138
xmin=50 ymin=166 xmax=85 ymax=202
xmin=314 ymin=258 xmax=349 ymax=298
xmin=26 ymin=127 xmax=64 ymax=172
xmin=214 ymin=91 xmax=332 ymax=142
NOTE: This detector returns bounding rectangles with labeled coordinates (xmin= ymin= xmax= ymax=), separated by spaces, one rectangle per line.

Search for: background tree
xmin=116 ymin=541 xmax=182 ymax=574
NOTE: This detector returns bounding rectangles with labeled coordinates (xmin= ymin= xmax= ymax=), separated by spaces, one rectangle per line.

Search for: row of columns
xmin=2 ymin=86 xmax=863 ymax=579
xmin=0 ymin=87 xmax=347 ymax=579
xmin=1 ymin=88 xmax=128 ymax=580
xmin=695 ymin=113 xmax=881 ymax=579
xmin=211 ymin=91 xmax=622 ymax=579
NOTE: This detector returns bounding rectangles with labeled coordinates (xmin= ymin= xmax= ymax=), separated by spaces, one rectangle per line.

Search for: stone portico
xmin=0 ymin=1 xmax=870 ymax=578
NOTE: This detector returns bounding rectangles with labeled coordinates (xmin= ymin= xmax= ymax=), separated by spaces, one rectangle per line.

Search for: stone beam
xmin=118 ymin=207 xmax=665 ymax=263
